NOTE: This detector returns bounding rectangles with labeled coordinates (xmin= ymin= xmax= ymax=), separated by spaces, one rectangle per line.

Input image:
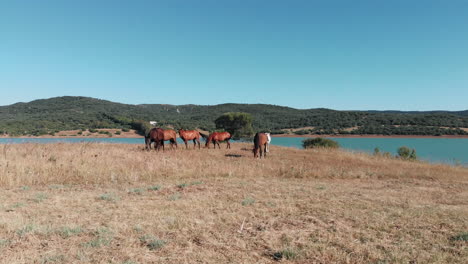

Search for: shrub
xmin=302 ymin=138 xmax=339 ymax=149
xmin=115 ymin=131 xmax=121 ymax=135
xmin=397 ymin=146 xmax=417 ymax=160
xmin=122 ymin=128 xmax=130 ymax=132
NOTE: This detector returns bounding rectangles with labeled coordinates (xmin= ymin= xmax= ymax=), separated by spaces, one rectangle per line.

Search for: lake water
xmin=0 ymin=137 xmax=467 ymax=166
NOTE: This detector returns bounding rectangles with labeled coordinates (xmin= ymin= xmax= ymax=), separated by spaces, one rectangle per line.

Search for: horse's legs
xmin=192 ymin=139 xmax=196 ymax=149
xmin=264 ymin=143 xmax=267 ymax=158
xmin=196 ymin=138 xmax=200 ymax=149
xmin=216 ymin=141 xmax=221 ymax=149
xmin=184 ymin=139 xmax=188 ymax=149
xmin=226 ymin=140 xmax=231 ymax=149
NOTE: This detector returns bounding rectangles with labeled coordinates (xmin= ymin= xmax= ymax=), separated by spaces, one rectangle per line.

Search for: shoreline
xmin=1 ymin=134 xmax=468 ymax=139
xmin=271 ymin=134 xmax=468 ymax=139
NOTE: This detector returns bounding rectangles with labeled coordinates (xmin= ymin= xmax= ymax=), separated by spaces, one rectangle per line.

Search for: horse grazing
xmin=253 ymin=132 xmax=269 ymax=158
xmin=145 ymin=128 xmax=178 ymax=151
xmin=205 ymin=132 xmax=232 ymax=149
xmin=178 ymin=129 xmax=201 ymax=149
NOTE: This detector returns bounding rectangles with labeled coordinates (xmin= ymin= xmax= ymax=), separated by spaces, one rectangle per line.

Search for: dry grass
xmin=0 ymin=143 xmax=467 ymax=263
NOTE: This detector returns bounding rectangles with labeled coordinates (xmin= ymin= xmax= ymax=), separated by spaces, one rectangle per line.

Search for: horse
xmin=178 ymin=129 xmax=201 ymax=149
xmin=205 ymin=132 xmax=232 ymax=149
xmin=145 ymin=128 xmax=178 ymax=151
xmin=253 ymin=132 xmax=268 ymax=158
xmin=265 ymin=132 xmax=271 ymax=153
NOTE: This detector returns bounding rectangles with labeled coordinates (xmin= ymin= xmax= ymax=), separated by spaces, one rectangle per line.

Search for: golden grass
xmin=0 ymin=143 xmax=467 ymax=263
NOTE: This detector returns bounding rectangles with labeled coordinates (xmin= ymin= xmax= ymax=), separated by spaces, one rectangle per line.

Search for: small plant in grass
xmin=41 ymin=254 xmax=65 ymax=263
xmin=115 ymin=130 xmax=121 ymax=135
xmin=177 ymin=183 xmax=189 ymax=189
xmin=139 ymin=235 xmax=166 ymax=250
xmin=57 ymin=226 xmax=83 ymax=238
xmin=49 ymin=184 xmax=64 ymax=189
xmin=16 ymin=224 xmax=35 ymax=237
xmin=272 ymin=248 xmax=299 ymax=260
xmin=33 ymin=193 xmax=48 ymax=203
xmin=129 ymin=188 xmax=145 ymax=195
xmin=190 ymin=181 xmax=203 ymax=186
xmin=122 ymin=261 xmax=138 ymax=264
xmin=242 ymin=197 xmax=255 ymax=206
xmin=83 ymin=227 xmax=113 ymax=248
xmin=147 ymin=185 xmax=161 ymax=191
xmin=122 ymin=128 xmax=130 ymax=132
xmin=12 ymin=202 xmax=26 ymax=208
xmin=450 ymin=232 xmax=468 ymax=242
xmin=0 ymin=239 xmax=11 ymax=247
xmin=20 ymin=186 xmax=30 ymax=191
xmin=99 ymin=193 xmax=119 ymax=202
xmin=302 ymin=138 xmax=339 ymax=149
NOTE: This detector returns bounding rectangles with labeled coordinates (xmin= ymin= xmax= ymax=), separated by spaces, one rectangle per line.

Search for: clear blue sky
xmin=1 ymin=0 xmax=467 ymax=110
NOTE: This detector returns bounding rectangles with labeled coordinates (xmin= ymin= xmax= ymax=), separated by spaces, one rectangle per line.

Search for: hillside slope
xmin=0 ymin=96 xmax=467 ymax=136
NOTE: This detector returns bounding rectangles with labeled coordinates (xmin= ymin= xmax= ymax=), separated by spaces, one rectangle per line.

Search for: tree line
xmin=0 ymin=96 xmax=466 ymax=136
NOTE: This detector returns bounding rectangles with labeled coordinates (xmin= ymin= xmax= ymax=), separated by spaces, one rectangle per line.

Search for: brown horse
xmin=145 ymin=128 xmax=178 ymax=151
xmin=205 ymin=132 xmax=232 ymax=149
xmin=253 ymin=132 xmax=268 ymax=158
xmin=178 ymin=129 xmax=201 ymax=149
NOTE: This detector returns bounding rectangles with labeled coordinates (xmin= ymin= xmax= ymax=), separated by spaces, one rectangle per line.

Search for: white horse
xmin=265 ymin=133 xmax=271 ymax=152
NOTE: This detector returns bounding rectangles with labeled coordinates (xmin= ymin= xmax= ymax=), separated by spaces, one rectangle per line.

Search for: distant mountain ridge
xmin=0 ymin=96 xmax=467 ymax=136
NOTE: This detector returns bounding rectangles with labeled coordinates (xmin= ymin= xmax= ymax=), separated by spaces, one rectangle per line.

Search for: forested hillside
xmin=0 ymin=96 xmax=467 ymax=136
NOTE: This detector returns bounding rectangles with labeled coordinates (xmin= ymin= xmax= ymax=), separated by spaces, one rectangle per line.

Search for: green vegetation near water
xmin=0 ymin=96 xmax=467 ymax=136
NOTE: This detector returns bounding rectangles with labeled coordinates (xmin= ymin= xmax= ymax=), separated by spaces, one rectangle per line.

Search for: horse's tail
xmin=253 ymin=132 xmax=260 ymax=146
xmin=199 ymin=132 xmax=209 ymax=140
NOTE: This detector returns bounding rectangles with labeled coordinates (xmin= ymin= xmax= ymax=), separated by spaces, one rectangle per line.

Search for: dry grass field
xmin=0 ymin=143 xmax=467 ymax=263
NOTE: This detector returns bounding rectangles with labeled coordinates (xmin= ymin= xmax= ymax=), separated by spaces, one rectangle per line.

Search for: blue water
xmin=0 ymin=137 xmax=467 ymax=166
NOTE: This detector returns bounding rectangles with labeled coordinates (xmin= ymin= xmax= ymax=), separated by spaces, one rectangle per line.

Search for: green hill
xmin=0 ymin=96 xmax=467 ymax=136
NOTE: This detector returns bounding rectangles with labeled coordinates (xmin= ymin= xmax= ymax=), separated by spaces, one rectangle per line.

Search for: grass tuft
xmin=139 ymin=235 xmax=166 ymax=250
xmin=147 ymin=185 xmax=161 ymax=191
xmin=57 ymin=226 xmax=83 ymax=238
xmin=272 ymin=248 xmax=299 ymax=261
xmin=450 ymin=232 xmax=468 ymax=242
xmin=242 ymin=197 xmax=255 ymax=206
xmin=99 ymin=193 xmax=119 ymax=202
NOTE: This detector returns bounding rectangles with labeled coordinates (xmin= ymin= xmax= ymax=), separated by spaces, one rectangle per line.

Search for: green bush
xmin=397 ymin=146 xmax=417 ymax=160
xmin=302 ymin=138 xmax=339 ymax=149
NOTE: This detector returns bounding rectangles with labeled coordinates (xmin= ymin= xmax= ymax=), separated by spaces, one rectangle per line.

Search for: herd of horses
xmin=144 ymin=128 xmax=271 ymax=158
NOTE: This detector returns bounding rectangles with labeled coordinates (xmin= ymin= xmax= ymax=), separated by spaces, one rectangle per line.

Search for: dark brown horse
xmin=253 ymin=132 xmax=268 ymax=158
xmin=178 ymin=129 xmax=201 ymax=149
xmin=205 ymin=132 xmax=232 ymax=149
xmin=145 ymin=128 xmax=178 ymax=151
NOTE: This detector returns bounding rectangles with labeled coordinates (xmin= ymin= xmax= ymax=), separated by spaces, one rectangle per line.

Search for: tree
xmin=215 ymin=112 xmax=254 ymax=139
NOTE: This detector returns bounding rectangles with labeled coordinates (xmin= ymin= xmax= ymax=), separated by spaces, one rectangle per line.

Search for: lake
xmin=0 ymin=137 xmax=467 ymax=166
